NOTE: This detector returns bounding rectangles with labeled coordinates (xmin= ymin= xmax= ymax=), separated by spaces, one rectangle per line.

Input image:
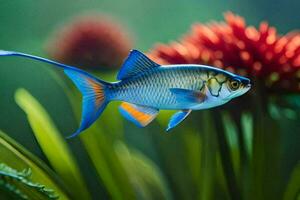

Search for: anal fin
xmin=119 ymin=102 xmax=159 ymax=127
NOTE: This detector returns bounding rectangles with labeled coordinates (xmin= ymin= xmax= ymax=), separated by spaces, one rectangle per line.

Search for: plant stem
xmin=213 ymin=111 xmax=241 ymax=200
xmin=250 ymin=81 xmax=282 ymax=200
xmin=233 ymin=113 xmax=248 ymax=175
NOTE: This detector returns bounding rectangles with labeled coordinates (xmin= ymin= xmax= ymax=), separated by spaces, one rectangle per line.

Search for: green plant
xmin=0 ymin=163 xmax=58 ymax=200
xmin=0 ymin=88 xmax=169 ymax=199
xmin=0 ymin=130 xmax=70 ymax=200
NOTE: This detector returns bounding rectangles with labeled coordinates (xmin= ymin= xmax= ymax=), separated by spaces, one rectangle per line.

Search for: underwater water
xmin=0 ymin=0 xmax=300 ymax=199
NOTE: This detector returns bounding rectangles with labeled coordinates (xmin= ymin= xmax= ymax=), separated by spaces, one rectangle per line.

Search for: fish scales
xmin=110 ymin=67 xmax=207 ymax=109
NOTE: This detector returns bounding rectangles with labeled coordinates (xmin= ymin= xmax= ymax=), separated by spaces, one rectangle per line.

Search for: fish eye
xmin=229 ymin=79 xmax=241 ymax=91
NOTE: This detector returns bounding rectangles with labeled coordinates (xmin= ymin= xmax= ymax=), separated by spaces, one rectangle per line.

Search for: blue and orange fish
xmin=0 ymin=49 xmax=251 ymax=137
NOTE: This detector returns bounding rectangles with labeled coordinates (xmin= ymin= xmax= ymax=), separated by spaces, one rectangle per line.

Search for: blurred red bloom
xmin=149 ymin=12 xmax=300 ymax=93
xmin=47 ymin=14 xmax=132 ymax=70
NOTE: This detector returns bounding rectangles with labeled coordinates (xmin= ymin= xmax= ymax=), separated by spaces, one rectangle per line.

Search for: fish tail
xmin=64 ymin=69 xmax=111 ymax=138
xmin=0 ymin=50 xmax=111 ymax=138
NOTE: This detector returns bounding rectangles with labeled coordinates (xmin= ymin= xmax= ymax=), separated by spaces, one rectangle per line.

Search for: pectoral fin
xmin=119 ymin=102 xmax=159 ymax=127
xmin=170 ymin=88 xmax=206 ymax=104
xmin=167 ymin=110 xmax=192 ymax=131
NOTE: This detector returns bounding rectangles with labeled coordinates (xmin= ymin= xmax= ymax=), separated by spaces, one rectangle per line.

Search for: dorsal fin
xmin=117 ymin=50 xmax=160 ymax=80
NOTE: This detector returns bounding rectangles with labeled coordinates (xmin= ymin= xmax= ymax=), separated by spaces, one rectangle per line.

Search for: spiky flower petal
xmin=149 ymin=12 xmax=300 ymax=93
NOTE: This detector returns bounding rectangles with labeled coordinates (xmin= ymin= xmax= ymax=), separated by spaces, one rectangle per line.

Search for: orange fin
xmin=119 ymin=102 xmax=158 ymax=127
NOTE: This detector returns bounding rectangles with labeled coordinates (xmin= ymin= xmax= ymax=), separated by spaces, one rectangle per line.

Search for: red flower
xmin=47 ymin=14 xmax=132 ymax=70
xmin=148 ymin=12 xmax=300 ymax=93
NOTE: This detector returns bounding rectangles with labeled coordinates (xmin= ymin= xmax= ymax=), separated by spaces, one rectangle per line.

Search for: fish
xmin=0 ymin=49 xmax=251 ymax=138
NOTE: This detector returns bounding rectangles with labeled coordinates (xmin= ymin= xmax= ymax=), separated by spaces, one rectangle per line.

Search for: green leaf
xmin=200 ymin=111 xmax=220 ymax=200
xmin=241 ymin=113 xmax=253 ymax=159
xmin=0 ymin=162 xmax=58 ymax=199
xmin=284 ymin=163 xmax=300 ymax=200
xmin=79 ymin=123 xmax=135 ymax=200
xmin=182 ymin=129 xmax=202 ymax=194
xmin=115 ymin=142 xmax=171 ymax=200
xmin=251 ymin=106 xmax=282 ymax=200
xmin=67 ymin=89 xmax=135 ymax=200
xmin=0 ymin=130 xmax=70 ymax=199
xmin=15 ymin=88 xmax=91 ymax=200
xmin=222 ymin=112 xmax=240 ymax=177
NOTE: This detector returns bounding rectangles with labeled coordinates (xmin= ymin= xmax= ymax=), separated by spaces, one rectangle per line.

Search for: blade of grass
xmin=182 ymin=128 xmax=202 ymax=199
xmin=68 ymin=91 xmax=135 ymax=200
xmin=0 ymin=130 xmax=70 ymax=200
xmin=222 ymin=112 xmax=240 ymax=178
xmin=46 ymin=66 xmax=133 ymax=199
xmin=15 ymin=88 xmax=91 ymax=200
xmin=284 ymin=163 xmax=300 ymax=200
xmin=115 ymin=141 xmax=171 ymax=200
xmin=150 ymin=126 xmax=196 ymax=199
xmin=0 ymin=162 xmax=59 ymax=199
xmin=79 ymin=128 xmax=130 ymax=200
xmin=199 ymin=111 xmax=219 ymax=200
xmin=213 ymin=110 xmax=241 ymax=200
xmin=250 ymin=84 xmax=282 ymax=200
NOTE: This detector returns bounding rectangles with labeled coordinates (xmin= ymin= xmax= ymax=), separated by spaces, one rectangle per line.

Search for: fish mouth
xmin=244 ymin=84 xmax=252 ymax=93
xmin=241 ymin=84 xmax=251 ymax=94
xmin=225 ymin=84 xmax=251 ymax=100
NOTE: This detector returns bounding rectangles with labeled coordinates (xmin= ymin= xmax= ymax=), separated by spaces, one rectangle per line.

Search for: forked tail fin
xmin=64 ymin=69 xmax=110 ymax=138
xmin=0 ymin=50 xmax=110 ymax=138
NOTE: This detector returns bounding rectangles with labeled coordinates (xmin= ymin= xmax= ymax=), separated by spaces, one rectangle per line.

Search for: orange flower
xmin=47 ymin=14 xmax=132 ymax=70
xmin=149 ymin=12 xmax=300 ymax=93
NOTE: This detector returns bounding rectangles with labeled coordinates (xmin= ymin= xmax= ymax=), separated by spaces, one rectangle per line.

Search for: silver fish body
xmin=109 ymin=65 xmax=232 ymax=110
xmin=0 ymin=49 xmax=251 ymax=136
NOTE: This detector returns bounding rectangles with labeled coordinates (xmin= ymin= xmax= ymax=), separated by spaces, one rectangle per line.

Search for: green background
xmin=0 ymin=0 xmax=299 ymax=199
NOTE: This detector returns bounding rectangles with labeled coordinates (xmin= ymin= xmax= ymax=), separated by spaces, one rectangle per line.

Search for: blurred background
xmin=0 ymin=0 xmax=299 ymax=200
